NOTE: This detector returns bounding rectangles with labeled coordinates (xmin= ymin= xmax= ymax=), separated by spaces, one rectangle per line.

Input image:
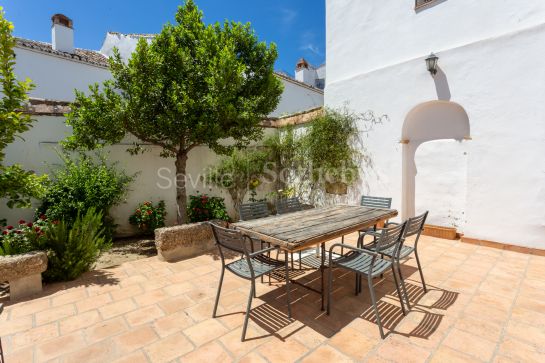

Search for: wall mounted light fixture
xmin=425 ymin=53 xmax=439 ymax=76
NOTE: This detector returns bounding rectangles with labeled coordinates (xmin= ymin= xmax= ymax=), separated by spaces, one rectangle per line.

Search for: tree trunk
xmin=175 ymin=151 xmax=189 ymax=224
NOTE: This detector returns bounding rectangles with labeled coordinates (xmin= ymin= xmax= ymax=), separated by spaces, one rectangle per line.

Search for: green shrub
xmin=0 ymin=218 xmax=47 ymax=256
xmin=37 ymin=152 xmax=133 ymax=238
xmin=187 ymin=194 xmax=230 ymax=223
xmin=128 ymin=200 xmax=166 ymax=235
xmin=42 ymin=207 xmax=111 ymax=281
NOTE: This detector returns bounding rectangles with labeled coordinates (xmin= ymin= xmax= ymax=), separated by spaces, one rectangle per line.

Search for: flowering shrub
xmin=187 ymin=194 xmax=230 ymax=223
xmin=128 ymin=201 xmax=166 ymax=235
xmin=0 ymin=216 xmax=49 ymax=256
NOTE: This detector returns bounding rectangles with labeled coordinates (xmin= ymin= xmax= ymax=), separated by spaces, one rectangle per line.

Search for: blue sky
xmin=2 ymin=0 xmax=325 ymax=76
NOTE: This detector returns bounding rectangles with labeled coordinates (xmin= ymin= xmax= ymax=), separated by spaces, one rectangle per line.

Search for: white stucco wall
xmin=326 ymin=0 xmax=545 ymax=248
xmin=3 ymin=40 xmax=323 ymax=234
xmin=14 ymin=48 xmax=111 ymax=101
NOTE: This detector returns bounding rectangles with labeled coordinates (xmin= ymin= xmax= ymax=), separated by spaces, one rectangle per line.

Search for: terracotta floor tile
xmin=124 ymin=304 xmax=165 ymax=327
xmin=8 ymin=298 xmax=51 ymax=319
xmin=99 ymin=298 xmax=137 ymax=319
xmin=51 ymin=288 xmax=88 ymax=307
xmin=219 ymin=326 xmax=269 ymax=358
xmin=443 ymin=328 xmax=497 ymax=362
xmin=328 ymin=326 xmax=377 ymax=360
xmin=1 ymin=315 xmax=33 ymax=336
xmin=84 ymin=317 xmax=128 ymax=344
xmin=111 ymin=325 xmax=158 ymax=354
xmin=238 ymin=351 xmax=268 ymax=363
xmin=35 ymin=303 xmax=76 ymax=326
xmin=183 ymin=318 xmax=229 ymax=347
xmin=35 ymin=331 xmax=86 ymax=361
xmin=300 ymin=344 xmax=353 ymax=363
xmin=61 ymin=339 xmax=117 ymax=363
xmin=59 ymin=309 xmax=102 ymax=335
xmin=430 ymin=346 xmax=478 ymax=363
xmin=152 ymin=310 xmax=195 ymax=338
xmin=144 ymin=332 xmax=194 ymax=363
xmin=163 ymin=281 xmax=194 ymax=296
xmin=76 ymin=293 xmax=112 ymax=312
xmin=181 ymin=341 xmax=232 ymax=361
xmin=504 ymin=320 xmax=545 ymax=350
xmin=497 ymin=336 xmax=545 ymax=363
xmin=3 ymin=346 xmax=34 ymax=363
xmin=376 ymin=336 xmax=431 ymax=363
xmin=257 ymin=336 xmax=316 ymax=362
xmin=133 ymin=288 xmax=170 ymax=307
xmin=11 ymin=322 xmax=59 ymax=350
xmin=158 ymin=295 xmax=195 ymax=314
xmin=110 ymin=284 xmax=144 ymax=301
xmin=111 ymin=350 xmax=150 ymax=363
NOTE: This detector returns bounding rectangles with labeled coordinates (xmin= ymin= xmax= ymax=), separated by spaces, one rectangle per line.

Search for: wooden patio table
xmin=231 ymin=204 xmax=398 ymax=310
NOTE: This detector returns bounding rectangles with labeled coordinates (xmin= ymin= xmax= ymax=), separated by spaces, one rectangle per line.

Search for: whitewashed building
xmin=326 ymin=0 xmax=545 ymax=250
xmin=2 ymin=14 xmax=323 ymax=234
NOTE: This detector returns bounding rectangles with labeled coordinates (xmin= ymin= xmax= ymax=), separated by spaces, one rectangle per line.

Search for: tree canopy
xmin=65 ymin=0 xmax=283 ymax=223
xmin=0 ymin=7 xmax=48 ymax=211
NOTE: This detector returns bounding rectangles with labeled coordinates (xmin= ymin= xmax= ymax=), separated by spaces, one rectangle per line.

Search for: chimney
xmin=51 ymin=14 xmax=74 ymax=53
xmin=295 ymin=58 xmax=316 ymax=86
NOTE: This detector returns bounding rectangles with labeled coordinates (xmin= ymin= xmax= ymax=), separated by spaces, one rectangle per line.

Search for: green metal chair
xmin=327 ymin=222 xmax=408 ymax=339
xmin=361 ymin=211 xmax=429 ymax=299
xmin=209 ymin=222 xmax=291 ymax=341
xmin=275 ymin=197 xmax=303 ymax=268
xmin=239 ymin=201 xmax=270 ymax=221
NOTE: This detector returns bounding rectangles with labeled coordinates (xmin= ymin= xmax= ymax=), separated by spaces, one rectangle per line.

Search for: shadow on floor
xmin=240 ymin=266 xmax=459 ymax=341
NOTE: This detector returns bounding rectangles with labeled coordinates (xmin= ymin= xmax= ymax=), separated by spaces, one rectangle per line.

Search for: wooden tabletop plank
xmin=232 ymin=205 xmax=398 ymax=252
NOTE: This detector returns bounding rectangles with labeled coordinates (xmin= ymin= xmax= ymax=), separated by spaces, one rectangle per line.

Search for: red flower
xmin=136 ymin=209 xmax=141 ymax=214
xmin=6 ymin=225 xmax=13 ymax=230
xmin=35 ymin=227 xmax=41 ymax=232
xmin=2 ymin=230 xmax=8 ymax=235
xmin=147 ymin=210 xmax=152 ymax=215
xmin=144 ymin=201 xmax=151 ymax=206
xmin=40 ymin=214 xmax=46 ymax=220
xmin=52 ymin=220 xmax=59 ymax=225
xmin=27 ymin=222 xmax=33 ymax=228
xmin=18 ymin=219 xmax=26 ymax=225
xmin=15 ymin=230 xmax=22 ymax=234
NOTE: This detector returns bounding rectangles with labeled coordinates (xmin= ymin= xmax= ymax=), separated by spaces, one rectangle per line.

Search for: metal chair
xmin=275 ymin=197 xmax=303 ymax=215
xmin=340 ymin=195 xmax=393 ymax=254
xmin=239 ymin=201 xmax=269 ymax=221
xmin=239 ymin=201 xmax=272 ymax=284
xmin=275 ymin=197 xmax=303 ymax=268
xmin=209 ymin=222 xmax=291 ymax=341
xmin=361 ymin=211 xmax=429 ymax=298
xmin=0 ymin=303 xmax=4 ymax=363
xmin=327 ymin=222 xmax=408 ymax=339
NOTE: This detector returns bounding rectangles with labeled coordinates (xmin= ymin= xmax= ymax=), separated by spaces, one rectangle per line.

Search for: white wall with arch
xmin=326 ymin=16 xmax=545 ymax=248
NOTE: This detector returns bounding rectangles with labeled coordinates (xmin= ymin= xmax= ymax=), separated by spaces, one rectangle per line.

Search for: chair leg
xmin=0 ymin=336 xmax=4 ymax=363
xmin=368 ymin=274 xmax=386 ymax=339
xmin=241 ymin=282 xmax=255 ymax=342
xmin=414 ymin=250 xmax=428 ymax=293
xmin=299 ymin=251 xmax=302 ymax=269
xmin=354 ymin=272 xmax=359 ymax=296
xmin=291 ymin=252 xmax=294 ymax=269
xmin=326 ymin=263 xmax=334 ymax=315
xmin=285 ymin=253 xmax=292 ymax=318
xmin=341 ymin=235 xmax=345 ymax=255
xmin=212 ymin=268 xmax=225 ymax=318
xmin=396 ymin=261 xmax=411 ymax=309
xmin=391 ymin=264 xmax=406 ymax=316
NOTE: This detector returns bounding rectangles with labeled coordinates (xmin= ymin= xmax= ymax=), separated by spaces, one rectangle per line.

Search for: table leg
xmin=321 ymin=242 xmax=326 ymax=311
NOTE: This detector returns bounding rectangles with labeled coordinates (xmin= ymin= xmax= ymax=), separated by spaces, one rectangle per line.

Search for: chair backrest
xmin=276 ymin=197 xmax=302 ymax=215
xmin=374 ymin=222 xmax=407 ymax=257
xmin=404 ymin=211 xmax=428 ymax=238
xmin=209 ymin=222 xmax=250 ymax=256
xmin=239 ymin=201 xmax=269 ymax=221
xmin=361 ymin=196 xmax=392 ymax=209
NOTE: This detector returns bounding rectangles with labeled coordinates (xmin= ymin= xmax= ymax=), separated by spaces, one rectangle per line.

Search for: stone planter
xmin=155 ymin=220 xmax=228 ymax=262
xmin=325 ymin=181 xmax=348 ymax=195
xmin=0 ymin=251 xmax=48 ymax=301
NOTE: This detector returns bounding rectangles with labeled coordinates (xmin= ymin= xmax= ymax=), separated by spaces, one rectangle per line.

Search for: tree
xmin=65 ymin=0 xmax=283 ymax=223
xmin=206 ymin=148 xmax=268 ymax=217
xmin=0 ymin=7 xmax=48 ymax=211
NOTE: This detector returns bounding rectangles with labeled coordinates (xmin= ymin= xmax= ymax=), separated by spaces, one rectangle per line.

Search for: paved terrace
xmin=1 ymin=234 xmax=545 ymax=363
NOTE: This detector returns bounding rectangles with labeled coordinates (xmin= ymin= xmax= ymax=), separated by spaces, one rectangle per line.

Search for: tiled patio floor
xmin=2 ymin=233 xmax=545 ymax=362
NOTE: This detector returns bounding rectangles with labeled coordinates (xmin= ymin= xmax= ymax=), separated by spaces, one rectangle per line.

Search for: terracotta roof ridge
xmin=107 ymin=31 xmax=157 ymax=38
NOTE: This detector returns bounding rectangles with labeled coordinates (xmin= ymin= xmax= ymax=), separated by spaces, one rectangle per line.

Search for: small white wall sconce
xmin=425 ymin=53 xmax=439 ymax=76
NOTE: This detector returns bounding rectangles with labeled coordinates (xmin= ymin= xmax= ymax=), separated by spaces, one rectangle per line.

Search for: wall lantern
xmin=425 ymin=53 xmax=439 ymax=76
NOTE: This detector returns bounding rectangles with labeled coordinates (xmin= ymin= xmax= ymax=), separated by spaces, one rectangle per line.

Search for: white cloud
xmin=299 ymin=31 xmax=322 ymax=56
xmin=280 ymin=8 xmax=297 ymax=26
